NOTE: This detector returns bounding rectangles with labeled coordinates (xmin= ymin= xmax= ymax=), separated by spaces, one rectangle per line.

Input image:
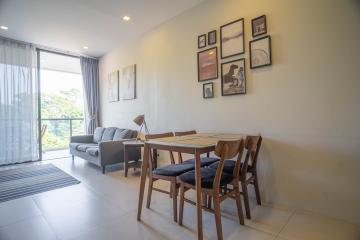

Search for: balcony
xmin=41 ymin=117 xmax=85 ymax=160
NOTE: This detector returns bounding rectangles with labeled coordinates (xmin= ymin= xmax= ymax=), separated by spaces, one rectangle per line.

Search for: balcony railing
xmin=41 ymin=118 xmax=85 ymax=151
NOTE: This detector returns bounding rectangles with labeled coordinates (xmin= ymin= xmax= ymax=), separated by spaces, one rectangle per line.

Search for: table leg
xmin=137 ymin=143 xmax=150 ymax=221
xmin=195 ymin=149 xmax=203 ymax=240
xmin=124 ymin=146 xmax=129 ymax=177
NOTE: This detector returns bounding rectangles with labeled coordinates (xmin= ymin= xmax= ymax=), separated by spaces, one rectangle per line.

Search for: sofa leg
xmin=71 ymin=155 xmax=74 ymax=161
xmin=102 ymin=166 xmax=106 ymax=174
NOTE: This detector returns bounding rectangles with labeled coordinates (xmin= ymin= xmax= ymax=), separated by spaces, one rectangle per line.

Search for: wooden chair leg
xmin=171 ymin=180 xmax=178 ymax=222
xmin=146 ymin=176 xmax=153 ymax=208
xmin=234 ymin=186 xmax=245 ymax=225
xmin=253 ymin=174 xmax=262 ymax=205
xmin=213 ymin=194 xmax=223 ymax=240
xmin=241 ymin=182 xmax=251 ymax=219
xmin=179 ymin=184 xmax=185 ymax=226
xmin=207 ymin=196 xmax=212 ymax=209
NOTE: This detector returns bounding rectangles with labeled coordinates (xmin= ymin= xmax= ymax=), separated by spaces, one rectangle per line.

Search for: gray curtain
xmin=80 ymin=57 xmax=99 ymax=134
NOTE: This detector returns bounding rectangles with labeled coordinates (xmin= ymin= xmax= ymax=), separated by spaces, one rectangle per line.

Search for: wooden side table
xmin=123 ymin=140 xmax=144 ymax=177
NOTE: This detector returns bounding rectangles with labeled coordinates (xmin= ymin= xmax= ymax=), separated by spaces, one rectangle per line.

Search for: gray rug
xmin=0 ymin=164 xmax=80 ymax=203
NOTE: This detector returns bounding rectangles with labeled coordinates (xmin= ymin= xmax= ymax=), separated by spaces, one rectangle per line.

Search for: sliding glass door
xmin=39 ymin=51 xmax=85 ymax=160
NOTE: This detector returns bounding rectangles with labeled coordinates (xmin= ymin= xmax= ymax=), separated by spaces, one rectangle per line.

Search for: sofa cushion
xmin=101 ymin=127 xmax=117 ymax=142
xmin=113 ymin=129 xmax=136 ymax=140
xmin=77 ymin=144 xmax=98 ymax=152
xmin=69 ymin=143 xmax=81 ymax=151
xmin=86 ymin=147 xmax=99 ymax=156
xmin=93 ymin=127 xmax=105 ymax=143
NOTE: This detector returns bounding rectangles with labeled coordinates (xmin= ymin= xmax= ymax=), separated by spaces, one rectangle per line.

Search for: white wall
xmin=99 ymin=0 xmax=360 ymax=225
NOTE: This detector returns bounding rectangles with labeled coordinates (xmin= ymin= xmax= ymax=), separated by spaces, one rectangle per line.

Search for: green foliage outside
xmin=41 ymin=88 xmax=85 ymax=151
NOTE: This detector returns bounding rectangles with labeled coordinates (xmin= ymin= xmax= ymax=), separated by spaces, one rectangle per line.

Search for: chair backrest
xmin=174 ymin=130 xmax=197 ymax=162
xmin=174 ymin=130 xmax=197 ymax=136
xmin=213 ymin=139 xmax=245 ymax=191
xmin=241 ymin=135 xmax=261 ymax=180
xmin=145 ymin=132 xmax=175 ymax=165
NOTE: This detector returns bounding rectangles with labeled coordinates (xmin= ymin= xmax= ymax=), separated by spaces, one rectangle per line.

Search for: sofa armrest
xmin=70 ymin=135 xmax=93 ymax=143
xmin=99 ymin=139 xmax=140 ymax=166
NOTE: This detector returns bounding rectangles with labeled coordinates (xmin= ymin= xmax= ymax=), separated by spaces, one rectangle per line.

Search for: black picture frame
xmin=208 ymin=30 xmax=217 ymax=45
xmin=220 ymin=18 xmax=245 ymax=59
xmin=197 ymin=47 xmax=218 ymax=82
xmin=203 ymin=82 xmax=214 ymax=99
xmin=252 ymin=15 xmax=267 ymax=37
xmin=249 ymin=35 xmax=272 ymax=69
xmin=198 ymin=34 xmax=206 ymax=49
xmin=221 ymin=58 xmax=246 ymax=96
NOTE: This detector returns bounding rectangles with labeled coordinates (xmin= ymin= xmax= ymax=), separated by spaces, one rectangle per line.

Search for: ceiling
xmin=0 ymin=0 xmax=205 ymax=57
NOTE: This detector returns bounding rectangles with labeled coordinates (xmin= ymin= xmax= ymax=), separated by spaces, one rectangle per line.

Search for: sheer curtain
xmin=0 ymin=38 xmax=39 ymax=165
xmin=80 ymin=57 xmax=99 ymax=134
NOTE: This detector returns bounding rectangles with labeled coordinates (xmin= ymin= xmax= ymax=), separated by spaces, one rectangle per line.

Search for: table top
xmin=145 ymin=132 xmax=244 ymax=148
xmin=123 ymin=140 xmax=145 ymax=147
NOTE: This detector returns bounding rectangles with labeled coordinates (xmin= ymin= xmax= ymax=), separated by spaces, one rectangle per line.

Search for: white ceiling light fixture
xmin=0 ymin=25 xmax=9 ymax=30
xmin=83 ymin=46 xmax=89 ymax=50
xmin=122 ymin=16 xmax=131 ymax=21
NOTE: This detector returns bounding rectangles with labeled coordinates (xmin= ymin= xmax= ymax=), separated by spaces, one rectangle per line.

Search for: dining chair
xmin=177 ymin=139 xmax=245 ymax=240
xmin=145 ymin=132 xmax=195 ymax=222
xmin=208 ymin=135 xmax=262 ymax=219
xmin=174 ymin=130 xmax=219 ymax=166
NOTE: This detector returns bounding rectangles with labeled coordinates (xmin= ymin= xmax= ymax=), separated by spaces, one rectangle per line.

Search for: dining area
xmin=136 ymin=131 xmax=262 ymax=240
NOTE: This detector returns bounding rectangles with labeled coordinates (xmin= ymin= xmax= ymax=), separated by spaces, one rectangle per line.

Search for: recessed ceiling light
xmin=122 ymin=16 xmax=131 ymax=21
xmin=83 ymin=46 xmax=89 ymax=50
xmin=0 ymin=25 xmax=8 ymax=30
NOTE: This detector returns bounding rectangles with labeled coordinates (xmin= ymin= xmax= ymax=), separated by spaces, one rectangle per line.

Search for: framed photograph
xmin=120 ymin=64 xmax=136 ymax=100
xmin=198 ymin=34 xmax=206 ymax=49
xmin=203 ymin=83 xmax=214 ymax=99
xmin=208 ymin=30 xmax=217 ymax=45
xmin=220 ymin=18 xmax=244 ymax=59
xmin=221 ymin=58 xmax=246 ymax=96
xmin=108 ymin=70 xmax=119 ymax=102
xmin=252 ymin=15 xmax=267 ymax=37
xmin=250 ymin=35 xmax=272 ymax=69
xmin=197 ymin=47 xmax=218 ymax=82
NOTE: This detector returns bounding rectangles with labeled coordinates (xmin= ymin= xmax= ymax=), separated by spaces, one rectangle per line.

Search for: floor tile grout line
xmin=274 ymin=208 xmax=297 ymax=239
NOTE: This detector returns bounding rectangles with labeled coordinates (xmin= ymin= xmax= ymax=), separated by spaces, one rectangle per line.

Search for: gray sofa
xmin=69 ymin=127 xmax=141 ymax=174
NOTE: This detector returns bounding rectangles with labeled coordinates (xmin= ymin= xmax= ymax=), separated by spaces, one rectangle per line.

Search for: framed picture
xmin=221 ymin=58 xmax=246 ymax=96
xmin=250 ymin=35 xmax=272 ymax=69
xmin=220 ymin=18 xmax=244 ymax=59
xmin=252 ymin=15 xmax=267 ymax=37
xmin=108 ymin=70 xmax=119 ymax=102
xmin=120 ymin=64 xmax=136 ymax=100
xmin=197 ymin=47 xmax=218 ymax=82
xmin=198 ymin=34 xmax=206 ymax=49
xmin=203 ymin=82 xmax=214 ymax=99
xmin=208 ymin=30 xmax=217 ymax=45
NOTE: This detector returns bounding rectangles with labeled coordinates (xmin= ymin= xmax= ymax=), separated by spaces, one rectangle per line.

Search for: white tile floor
xmin=0 ymin=157 xmax=359 ymax=240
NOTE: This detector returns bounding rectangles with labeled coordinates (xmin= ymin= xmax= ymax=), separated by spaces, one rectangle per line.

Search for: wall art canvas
xmin=252 ymin=15 xmax=267 ymax=37
xmin=108 ymin=70 xmax=119 ymax=102
xmin=198 ymin=34 xmax=206 ymax=49
xmin=221 ymin=59 xmax=246 ymax=96
xmin=250 ymin=35 xmax=272 ymax=69
xmin=220 ymin=18 xmax=244 ymax=59
xmin=120 ymin=64 xmax=136 ymax=100
xmin=203 ymin=82 xmax=214 ymax=98
xmin=197 ymin=47 xmax=218 ymax=82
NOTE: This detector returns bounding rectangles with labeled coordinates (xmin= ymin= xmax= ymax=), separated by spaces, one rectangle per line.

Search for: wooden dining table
xmin=136 ymin=132 xmax=245 ymax=240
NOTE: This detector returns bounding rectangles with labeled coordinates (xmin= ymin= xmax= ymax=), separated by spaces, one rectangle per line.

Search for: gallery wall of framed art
xmin=196 ymin=14 xmax=272 ymax=99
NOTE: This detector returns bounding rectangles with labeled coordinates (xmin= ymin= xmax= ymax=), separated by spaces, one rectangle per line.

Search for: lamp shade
xmin=133 ymin=114 xmax=145 ymax=126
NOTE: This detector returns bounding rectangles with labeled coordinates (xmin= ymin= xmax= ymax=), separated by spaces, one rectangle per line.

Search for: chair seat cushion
xmin=86 ymin=147 xmax=99 ymax=156
xmin=183 ymin=157 xmax=219 ymax=167
xmin=153 ymin=163 xmax=195 ymax=176
xmin=209 ymin=160 xmax=253 ymax=174
xmin=76 ymin=144 xmax=98 ymax=152
xmin=178 ymin=168 xmax=233 ymax=188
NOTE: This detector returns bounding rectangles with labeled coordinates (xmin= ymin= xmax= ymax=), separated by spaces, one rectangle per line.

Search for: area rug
xmin=0 ymin=164 xmax=80 ymax=203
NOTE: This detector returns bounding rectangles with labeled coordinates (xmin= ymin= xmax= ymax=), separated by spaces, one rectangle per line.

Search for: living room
xmin=0 ymin=0 xmax=359 ymax=240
